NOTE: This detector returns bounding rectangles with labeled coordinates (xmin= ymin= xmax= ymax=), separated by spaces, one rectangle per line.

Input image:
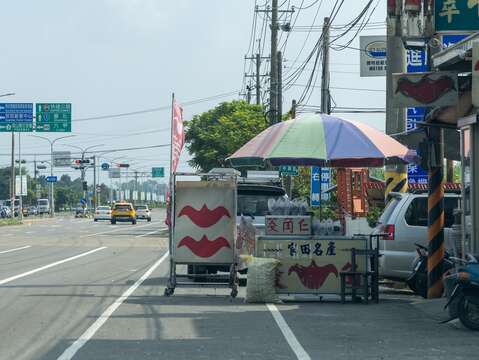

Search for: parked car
xmin=135 ymin=205 xmax=152 ymax=221
xmin=0 ymin=206 xmax=12 ymax=218
xmin=111 ymin=202 xmax=136 ymax=225
xmin=372 ymin=191 xmax=460 ymax=281
xmin=237 ymin=182 xmax=287 ymax=235
xmin=94 ymin=206 xmax=112 ymax=221
xmin=28 ymin=206 xmax=38 ymax=216
xmin=5 ymin=199 xmax=20 ymax=217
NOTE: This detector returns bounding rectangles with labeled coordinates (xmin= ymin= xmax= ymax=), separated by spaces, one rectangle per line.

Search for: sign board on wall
xmin=256 ymin=238 xmax=367 ymax=294
xmin=435 ymin=0 xmax=479 ymax=32
xmin=174 ymin=181 xmax=236 ymax=264
xmin=360 ymin=35 xmax=387 ymax=77
xmin=392 ymin=71 xmax=458 ymax=108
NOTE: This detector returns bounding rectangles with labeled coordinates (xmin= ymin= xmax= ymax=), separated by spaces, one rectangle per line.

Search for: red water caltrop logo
xmin=288 ymin=260 xmax=338 ymax=289
xmin=178 ymin=204 xmax=231 ymax=228
xmin=177 ymin=235 xmax=231 ymax=258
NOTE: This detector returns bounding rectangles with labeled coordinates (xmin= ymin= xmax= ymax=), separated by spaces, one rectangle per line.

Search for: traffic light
xmin=82 ymin=181 xmax=88 ymax=191
xmin=74 ymin=159 xmax=90 ymax=165
xmin=117 ymin=163 xmax=130 ymax=168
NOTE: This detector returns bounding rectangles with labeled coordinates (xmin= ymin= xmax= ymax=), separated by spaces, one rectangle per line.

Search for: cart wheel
xmin=230 ymin=288 xmax=238 ymax=298
xmin=164 ymin=287 xmax=174 ymax=297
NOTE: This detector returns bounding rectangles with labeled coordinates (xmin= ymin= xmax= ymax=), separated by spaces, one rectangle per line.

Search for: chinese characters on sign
xmin=265 ymin=216 xmax=312 ymax=236
xmin=287 ymin=240 xmax=335 ymax=257
xmin=360 ymin=36 xmax=387 ymax=77
xmin=257 ymin=238 xmax=367 ymax=294
xmin=311 ymin=167 xmax=331 ymax=207
xmin=435 ymin=0 xmax=479 ymax=31
xmin=0 ymin=103 xmax=34 ymax=132
xmin=279 ymin=165 xmax=299 ymax=176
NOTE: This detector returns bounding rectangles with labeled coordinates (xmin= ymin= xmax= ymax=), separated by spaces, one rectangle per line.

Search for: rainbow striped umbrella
xmin=228 ymin=113 xmax=412 ymax=168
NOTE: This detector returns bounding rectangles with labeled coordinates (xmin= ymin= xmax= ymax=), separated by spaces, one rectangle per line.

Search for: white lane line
xmin=57 ymin=251 xmax=169 ymax=360
xmin=266 ymin=304 xmax=311 ymax=360
xmin=0 ymin=247 xmax=107 ymax=285
xmin=135 ymin=228 xmax=166 ymax=238
xmin=0 ymin=245 xmax=31 ymax=255
xmin=82 ymin=222 xmax=158 ymax=238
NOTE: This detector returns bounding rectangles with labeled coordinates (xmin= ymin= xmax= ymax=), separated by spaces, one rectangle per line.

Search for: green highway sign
xmin=35 ymin=103 xmax=72 ymax=132
xmin=435 ymin=0 xmax=479 ymax=31
xmin=152 ymin=167 xmax=165 ymax=178
xmin=279 ymin=165 xmax=299 ymax=177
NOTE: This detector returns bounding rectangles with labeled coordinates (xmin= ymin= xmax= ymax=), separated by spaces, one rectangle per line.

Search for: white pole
xmin=18 ymin=133 xmax=23 ymax=221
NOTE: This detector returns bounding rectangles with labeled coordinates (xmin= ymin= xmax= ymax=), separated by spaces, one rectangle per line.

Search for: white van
xmin=37 ymin=199 xmax=50 ymax=214
xmin=372 ymin=191 xmax=460 ymax=280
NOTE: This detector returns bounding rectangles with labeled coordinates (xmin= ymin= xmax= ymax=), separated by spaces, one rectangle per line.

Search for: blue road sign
xmin=46 ymin=176 xmax=58 ymax=183
xmin=101 ymin=163 xmax=110 ymax=171
xmin=406 ymin=49 xmax=428 ymax=185
xmin=80 ymin=198 xmax=87 ymax=205
xmin=0 ymin=103 xmax=33 ymax=132
xmin=442 ymin=34 xmax=469 ymax=48
xmin=311 ymin=167 xmax=331 ymax=207
xmin=311 ymin=167 xmax=321 ymax=207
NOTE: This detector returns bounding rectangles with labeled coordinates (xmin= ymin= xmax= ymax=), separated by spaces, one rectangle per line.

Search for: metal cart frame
xmin=164 ymin=171 xmax=239 ymax=298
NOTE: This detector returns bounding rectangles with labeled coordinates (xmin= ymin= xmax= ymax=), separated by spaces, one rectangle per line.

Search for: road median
xmin=0 ymin=218 xmax=23 ymax=227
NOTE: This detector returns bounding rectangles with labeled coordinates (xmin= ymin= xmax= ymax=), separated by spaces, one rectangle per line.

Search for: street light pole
xmin=0 ymin=92 xmax=17 ymax=217
xmin=30 ymin=135 xmax=76 ymax=217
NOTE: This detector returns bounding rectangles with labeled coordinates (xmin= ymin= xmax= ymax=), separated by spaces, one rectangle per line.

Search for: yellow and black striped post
xmin=427 ymin=166 xmax=445 ymax=298
xmin=384 ymin=170 xmax=408 ymax=200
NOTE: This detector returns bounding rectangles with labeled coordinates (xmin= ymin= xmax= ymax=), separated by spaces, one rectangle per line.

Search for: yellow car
xmin=111 ymin=202 xmax=136 ymax=225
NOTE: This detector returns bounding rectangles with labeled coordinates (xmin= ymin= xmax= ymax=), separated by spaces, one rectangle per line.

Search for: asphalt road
xmin=0 ymin=210 xmax=478 ymax=360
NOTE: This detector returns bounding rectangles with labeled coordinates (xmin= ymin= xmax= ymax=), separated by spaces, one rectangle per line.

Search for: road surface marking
xmin=0 ymin=247 xmax=107 ymax=285
xmin=0 ymin=245 xmax=31 ymax=255
xmin=82 ymin=222 xmax=158 ymax=238
xmin=135 ymin=228 xmax=166 ymax=238
xmin=266 ymin=304 xmax=311 ymax=360
xmin=57 ymin=251 xmax=169 ymax=360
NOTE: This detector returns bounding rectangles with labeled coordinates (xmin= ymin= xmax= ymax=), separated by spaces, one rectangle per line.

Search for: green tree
xmin=185 ymin=100 xmax=267 ymax=172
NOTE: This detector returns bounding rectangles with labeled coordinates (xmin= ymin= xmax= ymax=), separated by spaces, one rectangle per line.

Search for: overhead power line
xmin=72 ymin=91 xmax=238 ymax=123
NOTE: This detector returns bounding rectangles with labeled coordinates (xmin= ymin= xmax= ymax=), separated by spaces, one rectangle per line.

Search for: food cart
xmin=255 ymin=215 xmax=368 ymax=296
xmin=228 ymin=113 xmax=413 ymax=299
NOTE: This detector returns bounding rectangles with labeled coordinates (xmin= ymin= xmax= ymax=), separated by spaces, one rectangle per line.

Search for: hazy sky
xmin=0 ymin=0 xmax=386 ymax=187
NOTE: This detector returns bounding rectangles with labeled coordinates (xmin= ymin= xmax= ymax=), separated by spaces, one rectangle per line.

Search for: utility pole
xmin=246 ymin=85 xmax=252 ymax=104
xmin=385 ymin=0 xmax=407 ymax=199
xmin=256 ymin=53 xmax=261 ymax=105
xmin=277 ymin=50 xmax=283 ymax=120
xmin=321 ymin=17 xmax=331 ymax=115
xmin=93 ymin=155 xmax=97 ymax=209
xmin=423 ymin=1 xmax=445 ymax=299
xmin=18 ymin=133 xmax=23 ymax=221
xmin=34 ymin=156 xmax=38 ymax=180
xmin=269 ymin=0 xmax=279 ymax=125
xmin=245 ymin=53 xmax=269 ymax=105
xmin=10 ymin=132 xmax=15 ymax=217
